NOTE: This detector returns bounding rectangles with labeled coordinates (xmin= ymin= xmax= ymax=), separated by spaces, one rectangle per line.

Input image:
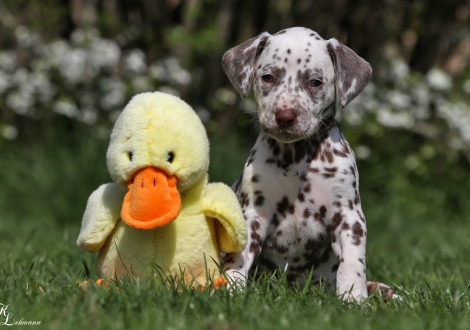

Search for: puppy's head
xmin=222 ymin=27 xmax=372 ymax=143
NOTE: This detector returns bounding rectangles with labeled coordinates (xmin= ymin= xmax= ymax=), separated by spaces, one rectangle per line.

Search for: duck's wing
xmin=77 ymin=183 xmax=126 ymax=253
xmin=201 ymin=182 xmax=247 ymax=253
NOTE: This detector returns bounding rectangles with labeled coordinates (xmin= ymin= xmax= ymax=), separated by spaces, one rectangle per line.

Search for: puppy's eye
xmin=167 ymin=152 xmax=175 ymax=163
xmin=128 ymin=151 xmax=133 ymax=161
xmin=262 ymin=74 xmax=274 ymax=83
xmin=309 ymin=79 xmax=322 ymax=87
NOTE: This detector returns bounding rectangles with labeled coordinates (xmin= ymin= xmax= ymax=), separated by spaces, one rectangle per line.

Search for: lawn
xmin=1 ymin=129 xmax=470 ymax=329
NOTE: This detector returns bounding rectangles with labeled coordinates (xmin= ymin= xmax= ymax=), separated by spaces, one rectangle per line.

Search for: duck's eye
xmin=128 ymin=151 xmax=133 ymax=161
xmin=262 ymin=74 xmax=274 ymax=83
xmin=167 ymin=152 xmax=175 ymax=163
xmin=309 ymin=79 xmax=322 ymax=87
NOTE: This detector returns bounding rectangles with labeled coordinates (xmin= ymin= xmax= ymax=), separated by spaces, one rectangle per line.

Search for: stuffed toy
xmin=77 ymin=91 xmax=247 ymax=288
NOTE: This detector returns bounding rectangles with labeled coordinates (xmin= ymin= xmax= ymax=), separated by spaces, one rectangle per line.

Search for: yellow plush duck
xmin=77 ymin=92 xmax=247 ymax=287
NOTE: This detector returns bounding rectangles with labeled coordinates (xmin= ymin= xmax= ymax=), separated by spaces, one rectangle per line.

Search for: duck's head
xmin=106 ymin=92 xmax=209 ymax=230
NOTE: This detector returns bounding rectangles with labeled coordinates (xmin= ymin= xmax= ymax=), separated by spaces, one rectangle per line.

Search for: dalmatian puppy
xmin=221 ymin=27 xmax=395 ymax=301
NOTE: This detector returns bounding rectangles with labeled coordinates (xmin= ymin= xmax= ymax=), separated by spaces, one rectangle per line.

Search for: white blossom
xmin=6 ymin=91 xmax=33 ymax=115
xmin=149 ymin=58 xmax=192 ymax=86
xmin=385 ymin=90 xmax=412 ymax=109
xmin=426 ymin=69 xmax=452 ymax=91
xmin=0 ymin=51 xmax=17 ymax=73
xmin=164 ymin=58 xmax=191 ymax=86
xmin=436 ymin=101 xmax=470 ymax=145
xmin=61 ymin=48 xmax=88 ymax=84
xmin=14 ymin=26 xmax=41 ymax=50
xmin=389 ymin=59 xmax=410 ymax=82
xmin=376 ymin=106 xmax=414 ymax=128
xmin=89 ymin=39 xmax=121 ymax=70
xmin=53 ymin=99 xmax=79 ymax=118
xmin=79 ymin=108 xmax=98 ymax=126
xmin=71 ymin=30 xmax=86 ymax=45
xmin=0 ymin=71 xmax=12 ymax=93
xmin=124 ymin=49 xmax=147 ymax=75
xmin=99 ymin=78 xmax=126 ymax=110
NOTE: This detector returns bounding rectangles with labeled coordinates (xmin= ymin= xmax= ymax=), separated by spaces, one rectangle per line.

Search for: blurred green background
xmin=1 ymin=0 xmax=470 ymax=276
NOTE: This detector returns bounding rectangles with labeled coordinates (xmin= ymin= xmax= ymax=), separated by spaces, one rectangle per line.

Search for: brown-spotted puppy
xmin=221 ymin=27 xmax=394 ymax=301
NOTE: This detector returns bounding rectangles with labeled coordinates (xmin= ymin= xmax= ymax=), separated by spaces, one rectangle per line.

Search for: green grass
xmin=2 ymin=220 xmax=470 ymax=330
xmin=1 ymin=127 xmax=470 ymax=329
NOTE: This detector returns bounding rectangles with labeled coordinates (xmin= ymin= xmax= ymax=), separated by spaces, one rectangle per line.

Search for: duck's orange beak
xmin=121 ymin=167 xmax=181 ymax=230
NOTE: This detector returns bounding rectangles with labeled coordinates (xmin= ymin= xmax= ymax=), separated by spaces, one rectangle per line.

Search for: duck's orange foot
xmin=78 ymin=279 xmax=121 ymax=291
xmin=78 ymin=280 xmax=89 ymax=290
xmin=96 ymin=278 xmax=112 ymax=290
xmin=196 ymin=277 xmax=228 ymax=291
xmin=213 ymin=277 xmax=228 ymax=289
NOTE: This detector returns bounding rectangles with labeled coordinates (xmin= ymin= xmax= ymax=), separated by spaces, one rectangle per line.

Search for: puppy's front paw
xmin=221 ymin=269 xmax=247 ymax=292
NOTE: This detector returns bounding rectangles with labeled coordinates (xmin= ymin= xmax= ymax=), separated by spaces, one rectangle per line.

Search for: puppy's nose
xmin=275 ymin=109 xmax=298 ymax=128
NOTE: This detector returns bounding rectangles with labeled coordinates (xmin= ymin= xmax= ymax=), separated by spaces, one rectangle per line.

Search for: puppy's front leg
xmin=222 ymin=213 xmax=267 ymax=288
xmin=331 ymin=207 xmax=368 ymax=301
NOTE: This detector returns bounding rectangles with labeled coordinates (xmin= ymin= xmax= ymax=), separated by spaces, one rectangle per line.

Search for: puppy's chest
xmin=240 ymin=138 xmax=342 ymax=255
xmin=256 ymin=173 xmax=332 ymax=254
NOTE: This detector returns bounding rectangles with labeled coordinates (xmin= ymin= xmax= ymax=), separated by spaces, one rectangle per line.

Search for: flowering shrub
xmin=2 ymin=25 xmax=470 ymax=161
xmin=0 ymin=27 xmax=193 ymax=140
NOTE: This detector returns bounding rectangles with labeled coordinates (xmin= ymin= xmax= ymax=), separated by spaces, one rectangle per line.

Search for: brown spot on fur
xmin=357 ymin=210 xmax=366 ymax=222
xmin=353 ymin=221 xmax=364 ymax=237
xmin=308 ymin=167 xmax=320 ymax=173
xmin=314 ymin=205 xmax=327 ymax=226
xmin=251 ymin=220 xmax=261 ymax=231
xmin=352 ymin=221 xmax=364 ymax=245
xmin=332 ymin=212 xmax=343 ymax=230
xmin=271 ymin=213 xmax=280 ymax=226
xmin=255 ymin=195 xmax=265 ymax=206
xmin=324 ymin=167 xmax=338 ymax=173
xmin=303 ymin=182 xmax=311 ymax=193
xmin=303 ymin=208 xmax=310 ymax=219
xmin=249 ymin=241 xmax=261 ymax=256
xmin=277 ymin=196 xmax=295 ymax=216
xmin=348 ymin=200 xmax=354 ymax=210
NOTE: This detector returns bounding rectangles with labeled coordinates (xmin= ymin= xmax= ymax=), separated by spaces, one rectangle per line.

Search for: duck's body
xmin=77 ymin=92 xmax=246 ymax=286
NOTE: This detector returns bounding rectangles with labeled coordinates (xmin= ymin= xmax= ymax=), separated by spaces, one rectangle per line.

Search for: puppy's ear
xmin=327 ymin=39 xmax=372 ymax=108
xmin=222 ymin=32 xmax=271 ymax=98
